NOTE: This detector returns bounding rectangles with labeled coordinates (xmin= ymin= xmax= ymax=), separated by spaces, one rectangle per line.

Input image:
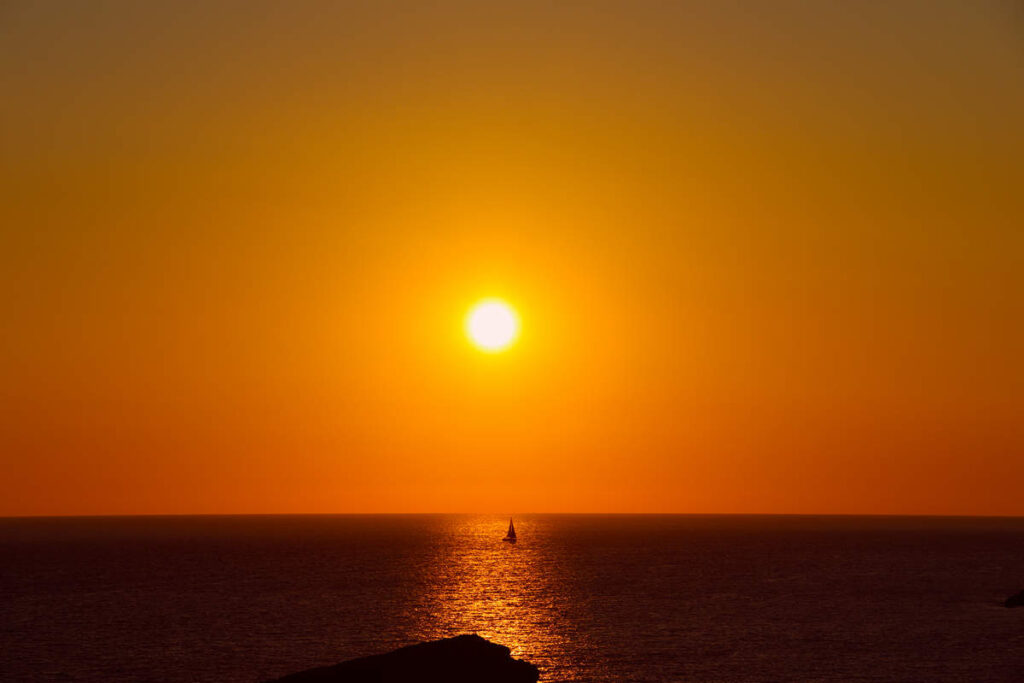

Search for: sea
xmin=2 ymin=514 xmax=1023 ymax=682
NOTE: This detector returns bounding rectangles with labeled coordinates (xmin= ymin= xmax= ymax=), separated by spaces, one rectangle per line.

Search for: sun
xmin=466 ymin=299 xmax=520 ymax=352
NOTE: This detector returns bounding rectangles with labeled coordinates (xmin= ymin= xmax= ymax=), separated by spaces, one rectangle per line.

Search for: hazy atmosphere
xmin=2 ymin=0 xmax=1022 ymax=516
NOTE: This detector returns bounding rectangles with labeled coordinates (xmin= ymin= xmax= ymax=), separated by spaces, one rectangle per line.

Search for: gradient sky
xmin=2 ymin=1 xmax=1022 ymax=515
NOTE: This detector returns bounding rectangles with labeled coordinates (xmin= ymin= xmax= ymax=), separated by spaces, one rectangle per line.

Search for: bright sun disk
xmin=466 ymin=299 xmax=520 ymax=352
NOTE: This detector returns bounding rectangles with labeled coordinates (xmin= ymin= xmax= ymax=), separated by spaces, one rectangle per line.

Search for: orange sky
xmin=1 ymin=1 xmax=1022 ymax=516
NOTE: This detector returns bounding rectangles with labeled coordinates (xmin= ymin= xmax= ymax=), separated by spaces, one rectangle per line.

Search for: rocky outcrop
xmin=266 ymin=634 xmax=540 ymax=683
xmin=1006 ymin=590 xmax=1024 ymax=608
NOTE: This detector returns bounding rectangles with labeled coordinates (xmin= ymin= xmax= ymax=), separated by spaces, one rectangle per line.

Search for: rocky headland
xmin=266 ymin=634 xmax=540 ymax=683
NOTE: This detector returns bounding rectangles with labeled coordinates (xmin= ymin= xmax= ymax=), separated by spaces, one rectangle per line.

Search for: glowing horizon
xmin=1 ymin=1 xmax=1022 ymax=517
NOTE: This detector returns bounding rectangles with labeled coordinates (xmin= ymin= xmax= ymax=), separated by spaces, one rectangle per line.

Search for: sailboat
xmin=503 ymin=517 xmax=517 ymax=543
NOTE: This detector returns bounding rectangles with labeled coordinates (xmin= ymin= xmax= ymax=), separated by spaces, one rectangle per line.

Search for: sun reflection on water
xmin=408 ymin=515 xmax=586 ymax=681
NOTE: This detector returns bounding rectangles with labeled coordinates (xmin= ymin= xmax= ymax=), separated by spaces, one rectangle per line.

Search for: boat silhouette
xmin=503 ymin=518 xmax=517 ymax=543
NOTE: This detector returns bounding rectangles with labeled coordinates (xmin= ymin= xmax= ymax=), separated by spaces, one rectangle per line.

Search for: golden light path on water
xmin=407 ymin=516 xmax=598 ymax=682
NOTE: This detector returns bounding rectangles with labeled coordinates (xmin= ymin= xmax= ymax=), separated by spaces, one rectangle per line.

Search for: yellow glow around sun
xmin=466 ymin=299 xmax=520 ymax=352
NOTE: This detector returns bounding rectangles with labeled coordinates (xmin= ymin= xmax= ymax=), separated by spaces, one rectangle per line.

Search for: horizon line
xmin=3 ymin=511 xmax=1024 ymax=520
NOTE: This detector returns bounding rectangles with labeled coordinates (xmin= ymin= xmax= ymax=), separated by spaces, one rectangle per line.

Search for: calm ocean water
xmin=2 ymin=514 xmax=1024 ymax=682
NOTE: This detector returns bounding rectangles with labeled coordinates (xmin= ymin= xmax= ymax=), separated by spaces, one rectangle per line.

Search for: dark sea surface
xmin=2 ymin=514 xmax=1024 ymax=682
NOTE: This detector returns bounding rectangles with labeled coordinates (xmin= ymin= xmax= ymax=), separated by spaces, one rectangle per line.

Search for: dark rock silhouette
xmin=1006 ymin=590 xmax=1024 ymax=608
xmin=266 ymin=634 xmax=540 ymax=683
